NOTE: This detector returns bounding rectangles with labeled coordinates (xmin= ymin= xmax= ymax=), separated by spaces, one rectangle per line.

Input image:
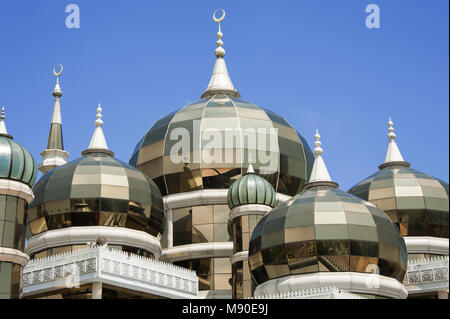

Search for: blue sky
xmin=0 ymin=0 xmax=448 ymax=190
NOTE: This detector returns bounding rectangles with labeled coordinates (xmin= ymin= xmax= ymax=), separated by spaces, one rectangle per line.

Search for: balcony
xmin=22 ymin=245 xmax=198 ymax=299
xmin=403 ymin=255 xmax=449 ymax=296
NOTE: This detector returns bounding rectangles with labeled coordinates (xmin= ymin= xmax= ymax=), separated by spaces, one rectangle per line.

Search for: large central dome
xmin=130 ymin=11 xmax=313 ymax=197
xmin=130 ymin=94 xmax=314 ymax=196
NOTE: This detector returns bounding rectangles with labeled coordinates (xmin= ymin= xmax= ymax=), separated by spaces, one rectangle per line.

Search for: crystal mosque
xmin=0 ymin=9 xmax=448 ymax=299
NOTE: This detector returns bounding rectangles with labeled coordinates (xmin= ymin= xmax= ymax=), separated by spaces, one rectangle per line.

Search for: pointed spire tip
xmin=0 ymin=107 xmax=8 ymax=136
xmin=201 ymin=9 xmax=240 ymax=99
xmin=309 ymin=129 xmax=332 ymax=183
xmin=384 ymin=117 xmax=405 ymax=164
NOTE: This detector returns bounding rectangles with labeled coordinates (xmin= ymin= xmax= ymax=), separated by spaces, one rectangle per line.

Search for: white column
xmin=92 ymin=282 xmax=102 ymax=299
xmin=167 ymin=209 xmax=173 ymax=248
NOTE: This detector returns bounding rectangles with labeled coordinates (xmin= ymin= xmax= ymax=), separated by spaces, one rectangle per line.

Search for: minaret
xmin=227 ymin=159 xmax=276 ymax=299
xmin=201 ymin=9 xmax=240 ymax=99
xmin=0 ymin=108 xmax=37 ymax=299
xmin=38 ymin=65 xmax=70 ymax=173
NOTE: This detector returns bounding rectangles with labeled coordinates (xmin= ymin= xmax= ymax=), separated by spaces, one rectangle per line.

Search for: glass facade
xmin=174 ymin=257 xmax=231 ymax=291
xmin=161 ymin=204 xmax=231 ymax=247
xmin=0 ymin=194 xmax=27 ymax=251
xmin=0 ymin=262 xmax=21 ymax=299
xmin=160 ymin=204 xmax=231 ymax=291
xmin=27 ymin=152 xmax=165 ymax=238
xmin=249 ymin=185 xmax=408 ymax=286
xmin=130 ymin=94 xmax=314 ymax=197
xmin=231 ymin=214 xmax=262 ymax=298
xmin=349 ymin=165 xmax=449 ymax=238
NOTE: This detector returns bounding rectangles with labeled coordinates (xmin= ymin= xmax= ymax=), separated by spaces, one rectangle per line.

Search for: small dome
xmin=0 ymin=135 xmax=37 ymax=187
xmin=28 ymin=151 xmax=165 ymax=237
xmin=227 ymin=167 xmax=276 ymax=209
xmin=349 ymin=164 xmax=449 ymax=238
xmin=248 ymin=184 xmax=407 ymax=286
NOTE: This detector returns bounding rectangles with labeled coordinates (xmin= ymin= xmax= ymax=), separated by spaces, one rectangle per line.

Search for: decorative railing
xmin=403 ymin=255 xmax=449 ymax=292
xmin=250 ymin=286 xmax=366 ymax=299
xmin=23 ymin=245 xmax=198 ymax=298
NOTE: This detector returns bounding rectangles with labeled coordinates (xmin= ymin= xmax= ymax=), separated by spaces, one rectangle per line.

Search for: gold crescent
xmin=53 ymin=64 xmax=63 ymax=77
xmin=213 ymin=9 xmax=225 ymax=23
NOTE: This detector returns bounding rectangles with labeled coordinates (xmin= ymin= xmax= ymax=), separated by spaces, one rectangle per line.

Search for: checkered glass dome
xmin=349 ymin=164 xmax=449 ymax=238
xmin=28 ymin=152 xmax=164 ymax=237
xmin=248 ymin=184 xmax=407 ymax=286
xmin=129 ymin=94 xmax=314 ymax=197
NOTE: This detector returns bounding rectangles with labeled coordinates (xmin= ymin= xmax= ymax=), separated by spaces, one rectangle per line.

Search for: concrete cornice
xmin=229 ymin=204 xmax=272 ymax=221
xmin=161 ymin=242 xmax=233 ymax=263
xmin=164 ymin=189 xmax=291 ymax=210
xmin=404 ymin=236 xmax=449 ymax=255
xmin=25 ymin=226 xmax=162 ymax=258
xmin=0 ymin=179 xmax=34 ymax=204
xmin=230 ymin=251 xmax=248 ymax=265
xmin=254 ymin=272 xmax=408 ymax=299
xmin=0 ymin=247 xmax=30 ymax=266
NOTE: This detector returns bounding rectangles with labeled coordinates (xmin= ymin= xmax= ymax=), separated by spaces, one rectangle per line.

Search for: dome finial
xmin=0 ymin=106 xmax=8 ymax=136
xmin=308 ymin=129 xmax=333 ymax=184
xmin=201 ymin=9 xmax=240 ymax=99
xmin=384 ymin=117 xmax=405 ymax=164
xmin=213 ymin=9 xmax=226 ymax=58
xmin=314 ymin=129 xmax=323 ymax=156
xmin=84 ymin=103 xmax=112 ymax=155
xmin=52 ymin=64 xmax=63 ymax=97
xmin=247 ymin=153 xmax=255 ymax=174
xmin=95 ymin=103 xmax=103 ymax=128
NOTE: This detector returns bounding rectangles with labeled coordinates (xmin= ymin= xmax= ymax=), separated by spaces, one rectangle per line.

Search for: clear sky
xmin=0 ymin=0 xmax=448 ymax=190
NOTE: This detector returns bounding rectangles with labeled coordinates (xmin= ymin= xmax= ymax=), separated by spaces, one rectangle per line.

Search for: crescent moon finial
xmin=213 ymin=9 xmax=225 ymax=23
xmin=53 ymin=64 xmax=63 ymax=77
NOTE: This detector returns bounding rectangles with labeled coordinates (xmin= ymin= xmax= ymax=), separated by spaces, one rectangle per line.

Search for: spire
xmin=38 ymin=65 xmax=70 ymax=173
xmin=48 ymin=65 xmax=64 ymax=147
xmin=0 ymin=107 xmax=8 ymax=136
xmin=308 ymin=130 xmax=333 ymax=183
xmin=384 ymin=117 xmax=405 ymax=163
xmin=201 ymin=9 xmax=240 ymax=99
xmin=379 ymin=117 xmax=410 ymax=169
xmin=247 ymin=155 xmax=255 ymax=174
xmin=84 ymin=104 xmax=113 ymax=155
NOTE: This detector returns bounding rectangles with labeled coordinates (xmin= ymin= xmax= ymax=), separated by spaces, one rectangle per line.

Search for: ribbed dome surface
xmin=27 ymin=152 xmax=165 ymax=237
xmin=349 ymin=164 xmax=449 ymax=238
xmin=0 ymin=135 xmax=37 ymax=187
xmin=227 ymin=172 xmax=276 ymax=209
xmin=130 ymin=93 xmax=314 ymax=197
xmin=248 ymin=185 xmax=407 ymax=286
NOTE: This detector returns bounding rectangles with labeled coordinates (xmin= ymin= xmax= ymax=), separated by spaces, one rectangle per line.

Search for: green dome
xmin=227 ymin=170 xmax=276 ymax=209
xmin=129 ymin=94 xmax=314 ymax=197
xmin=27 ymin=151 xmax=165 ymax=238
xmin=349 ymin=163 xmax=449 ymax=238
xmin=249 ymin=184 xmax=407 ymax=286
xmin=0 ymin=135 xmax=37 ymax=187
